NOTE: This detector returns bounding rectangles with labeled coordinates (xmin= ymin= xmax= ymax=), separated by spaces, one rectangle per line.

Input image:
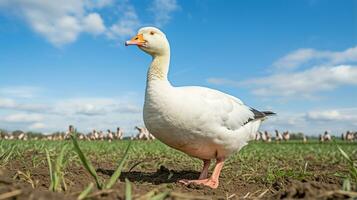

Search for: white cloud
xmin=149 ymin=0 xmax=179 ymax=27
xmin=304 ymin=108 xmax=357 ymax=134
xmin=2 ymin=113 xmax=43 ymax=123
xmin=206 ymin=78 xmax=238 ymax=86
xmin=273 ymin=48 xmax=317 ymax=70
xmin=53 ymin=98 xmax=141 ymax=116
xmin=0 ymin=86 xmax=41 ymax=98
xmin=306 ymin=108 xmax=357 ymax=122
xmin=0 ymin=0 xmax=107 ymax=46
xmin=261 ymin=112 xmax=307 ymax=132
xmin=0 ymin=0 xmax=180 ymax=46
xmin=258 ymin=45 xmax=357 ymax=98
xmin=208 ymin=65 xmax=357 ymax=98
xmin=306 ymin=110 xmax=341 ymax=121
xmin=261 ymin=108 xmax=357 ymax=135
xmin=46 ymin=98 xmax=143 ymax=134
xmin=1 ymin=86 xmax=355 ymax=135
xmin=273 ymin=46 xmax=357 ymax=70
xmin=208 ymin=43 xmax=357 ymax=99
xmin=0 ymin=97 xmax=49 ymax=112
xmin=0 ymin=95 xmax=143 ymax=134
xmin=28 ymin=122 xmax=46 ymax=129
xmin=85 ymin=0 xmax=113 ymax=9
xmin=0 ymin=85 xmax=49 ymax=112
xmin=207 ymin=45 xmax=357 ymax=134
xmin=245 ymin=65 xmax=357 ymax=98
xmin=107 ymin=4 xmax=140 ymax=40
xmin=0 ymin=98 xmax=16 ymax=108
xmin=82 ymin=12 xmax=106 ymax=35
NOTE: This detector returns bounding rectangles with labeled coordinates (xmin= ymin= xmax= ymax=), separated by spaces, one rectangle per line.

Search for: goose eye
xmin=150 ymin=31 xmax=155 ymax=35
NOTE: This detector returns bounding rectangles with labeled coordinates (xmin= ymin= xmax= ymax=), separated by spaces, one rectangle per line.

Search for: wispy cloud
xmin=0 ymin=0 xmax=110 ymax=46
xmin=149 ymin=0 xmax=180 ymax=27
xmin=306 ymin=108 xmax=357 ymax=122
xmin=208 ymin=45 xmax=357 ymax=134
xmin=0 ymin=98 xmax=16 ymax=108
xmin=208 ymin=65 xmax=357 ymax=99
xmin=0 ymin=91 xmax=143 ymax=133
xmin=246 ymin=65 xmax=357 ymax=98
xmin=2 ymin=113 xmax=43 ymax=123
xmin=0 ymin=86 xmax=42 ymax=98
xmin=82 ymin=13 xmax=106 ymax=35
xmin=53 ymin=97 xmax=141 ymax=116
xmin=106 ymin=3 xmax=140 ymax=40
xmin=273 ymin=46 xmax=357 ymax=71
xmin=28 ymin=122 xmax=46 ymax=130
xmin=261 ymin=108 xmax=357 ymax=135
xmin=208 ymin=45 xmax=357 ymax=99
xmin=0 ymin=0 xmax=180 ymax=46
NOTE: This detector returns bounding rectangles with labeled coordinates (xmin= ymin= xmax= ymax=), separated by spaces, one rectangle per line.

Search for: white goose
xmin=125 ymin=27 xmax=275 ymax=188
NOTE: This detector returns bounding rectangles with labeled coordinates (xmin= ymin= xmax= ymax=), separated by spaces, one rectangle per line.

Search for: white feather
xmin=127 ymin=26 xmax=272 ymax=160
xmin=144 ymin=80 xmax=261 ymax=159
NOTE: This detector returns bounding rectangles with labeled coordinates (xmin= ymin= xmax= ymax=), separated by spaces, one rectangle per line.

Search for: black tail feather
xmin=245 ymin=109 xmax=276 ymax=125
xmin=262 ymin=111 xmax=276 ymax=116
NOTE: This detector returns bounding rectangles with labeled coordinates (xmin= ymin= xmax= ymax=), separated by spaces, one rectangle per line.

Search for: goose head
xmin=125 ymin=27 xmax=170 ymax=56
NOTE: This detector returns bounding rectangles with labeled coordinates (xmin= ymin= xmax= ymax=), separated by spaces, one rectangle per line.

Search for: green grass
xmin=77 ymin=183 xmax=94 ymax=200
xmin=70 ymin=133 xmax=104 ymax=189
xmin=125 ymin=178 xmax=132 ymax=200
xmin=336 ymin=143 xmax=357 ymax=192
xmin=69 ymin=131 xmax=132 ymax=190
xmin=46 ymin=144 xmax=68 ymax=192
xmin=0 ymin=139 xmax=356 ymax=198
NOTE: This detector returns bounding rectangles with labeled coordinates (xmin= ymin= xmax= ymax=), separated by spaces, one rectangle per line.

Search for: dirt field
xmin=0 ymin=140 xmax=356 ymax=199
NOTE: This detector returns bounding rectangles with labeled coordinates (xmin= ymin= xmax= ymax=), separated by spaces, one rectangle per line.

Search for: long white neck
xmin=147 ymin=50 xmax=170 ymax=82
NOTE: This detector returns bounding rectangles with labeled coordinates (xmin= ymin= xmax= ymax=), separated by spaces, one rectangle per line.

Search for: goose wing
xmin=175 ymin=86 xmax=271 ymax=132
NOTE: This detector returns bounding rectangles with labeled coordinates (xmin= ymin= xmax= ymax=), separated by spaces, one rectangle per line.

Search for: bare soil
xmin=0 ymin=156 xmax=353 ymax=200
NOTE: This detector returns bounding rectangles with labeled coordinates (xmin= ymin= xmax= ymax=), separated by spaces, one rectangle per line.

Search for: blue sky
xmin=0 ymin=0 xmax=356 ymax=135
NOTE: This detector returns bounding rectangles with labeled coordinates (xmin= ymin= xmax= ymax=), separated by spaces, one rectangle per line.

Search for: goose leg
xmin=179 ymin=158 xmax=225 ymax=189
xmin=178 ymin=159 xmax=210 ymax=184
xmin=198 ymin=159 xmax=211 ymax=179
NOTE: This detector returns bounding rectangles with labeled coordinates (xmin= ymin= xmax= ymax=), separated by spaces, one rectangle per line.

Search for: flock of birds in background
xmin=255 ymin=130 xmax=357 ymax=143
xmin=0 ymin=125 xmax=155 ymax=141
xmin=0 ymin=126 xmax=356 ymax=143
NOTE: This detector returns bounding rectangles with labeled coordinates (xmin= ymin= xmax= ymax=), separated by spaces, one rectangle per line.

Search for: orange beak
xmin=125 ymin=34 xmax=146 ymax=46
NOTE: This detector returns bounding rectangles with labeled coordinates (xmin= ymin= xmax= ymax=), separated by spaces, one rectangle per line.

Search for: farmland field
xmin=0 ymin=139 xmax=356 ymax=199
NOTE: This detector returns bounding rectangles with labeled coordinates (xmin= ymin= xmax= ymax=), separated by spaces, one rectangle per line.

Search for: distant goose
xmin=125 ymin=27 xmax=275 ymax=188
xmin=346 ymin=131 xmax=354 ymax=142
xmin=135 ymin=126 xmax=154 ymax=140
xmin=319 ymin=134 xmax=323 ymax=142
xmin=323 ymin=131 xmax=332 ymax=141
xmin=283 ymin=131 xmax=290 ymax=141
xmin=255 ymin=132 xmax=261 ymax=141
xmin=107 ymin=129 xmax=113 ymax=142
xmin=303 ymin=135 xmax=307 ymax=143
xmin=116 ymin=127 xmax=123 ymax=140
xmin=264 ymin=131 xmax=272 ymax=142
xmin=275 ymin=130 xmax=283 ymax=142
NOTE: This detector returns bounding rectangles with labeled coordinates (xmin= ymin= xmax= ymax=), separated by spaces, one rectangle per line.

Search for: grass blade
xmin=104 ymin=142 xmax=131 ymax=189
xmin=70 ymin=133 xmax=102 ymax=189
xmin=45 ymin=149 xmax=54 ymax=191
xmin=125 ymin=178 xmax=132 ymax=200
xmin=77 ymin=182 xmax=94 ymax=200
xmin=150 ymin=190 xmax=170 ymax=200
xmin=337 ymin=145 xmax=353 ymax=163
xmin=0 ymin=145 xmax=16 ymax=166
xmin=54 ymin=145 xmax=68 ymax=191
xmin=343 ymin=178 xmax=351 ymax=191
xmin=336 ymin=144 xmax=357 ymax=182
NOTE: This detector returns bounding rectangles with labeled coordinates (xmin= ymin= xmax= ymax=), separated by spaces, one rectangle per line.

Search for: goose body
xmin=144 ymin=81 xmax=262 ymax=159
xmin=126 ymin=27 xmax=274 ymax=188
